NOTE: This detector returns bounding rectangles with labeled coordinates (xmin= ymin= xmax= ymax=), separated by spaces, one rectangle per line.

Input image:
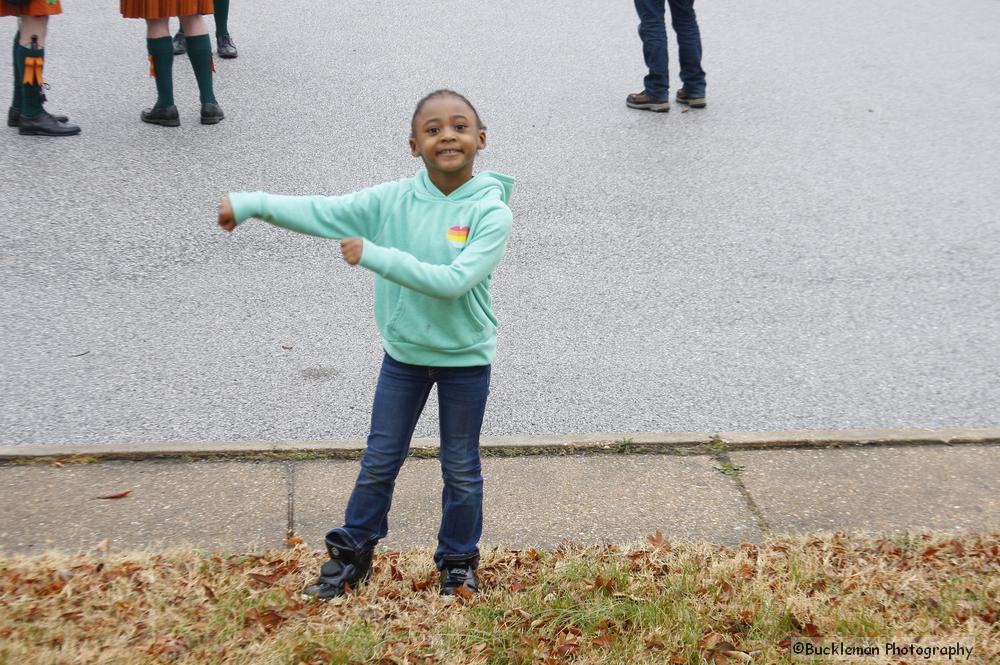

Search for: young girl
xmin=217 ymin=90 xmax=514 ymax=598
xmin=3 ymin=1 xmax=80 ymax=136
xmin=120 ymin=0 xmax=223 ymax=126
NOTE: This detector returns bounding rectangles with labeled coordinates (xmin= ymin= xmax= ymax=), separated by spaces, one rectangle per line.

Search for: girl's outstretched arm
xmin=222 ymin=181 xmax=400 ymax=240
xmin=358 ymin=205 xmax=512 ymax=300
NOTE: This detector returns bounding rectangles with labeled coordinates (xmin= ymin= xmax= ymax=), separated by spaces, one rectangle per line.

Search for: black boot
xmin=18 ymin=110 xmax=80 ymax=136
xmin=439 ymin=554 xmax=479 ymax=596
xmin=141 ymin=104 xmax=180 ymax=127
xmin=216 ymin=34 xmax=238 ymax=59
xmin=302 ymin=532 xmax=374 ymax=600
xmin=172 ymin=31 xmax=187 ymax=55
xmin=8 ymin=106 xmax=68 ymax=127
xmin=200 ymin=102 xmax=224 ymax=125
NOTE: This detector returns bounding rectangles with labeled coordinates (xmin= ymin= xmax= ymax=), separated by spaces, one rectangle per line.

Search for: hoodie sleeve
xmin=358 ymin=205 xmax=512 ymax=300
xmin=227 ymin=181 xmax=397 ymax=240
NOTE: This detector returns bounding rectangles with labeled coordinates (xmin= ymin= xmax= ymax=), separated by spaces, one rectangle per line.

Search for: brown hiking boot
xmin=676 ymin=88 xmax=706 ymax=108
xmin=626 ymin=91 xmax=670 ymax=112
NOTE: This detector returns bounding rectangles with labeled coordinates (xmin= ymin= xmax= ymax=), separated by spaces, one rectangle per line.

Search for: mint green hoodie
xmin=229 ymin=170 xmax=514 ymax=367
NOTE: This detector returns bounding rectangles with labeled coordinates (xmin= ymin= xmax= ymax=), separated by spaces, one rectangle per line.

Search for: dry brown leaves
xmin=0 ymin=532 xmax=997 ymax=664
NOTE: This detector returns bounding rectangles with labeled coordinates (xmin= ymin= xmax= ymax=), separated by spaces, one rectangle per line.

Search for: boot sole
xmin=218 ymin=52 xmax=238 ymax=59
xmin=676 ymin=98 xmax=707 ymax=108
xmin=626 ymin=101 xmax=670 ymax=112
xmin=18 ymin=127 xmax=81 ymax=136
xmin=142 ymin=117 xmax=180 ymax=127
xmin=200 ymin=115 xmax=225 ymax=125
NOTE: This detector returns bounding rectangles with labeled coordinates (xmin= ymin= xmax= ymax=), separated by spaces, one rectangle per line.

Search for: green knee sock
xmin=147 ymin=36 xmax=175 ymax=108
xmin=185 ymin=34 xmax=216 ymax=104
xmin=11 ymin=31 xmax=21 ymax=110
xmin=214 ymin=0 xmax=230 ymax=38
xmin=16 ymin=44 xmax=43 ymax=118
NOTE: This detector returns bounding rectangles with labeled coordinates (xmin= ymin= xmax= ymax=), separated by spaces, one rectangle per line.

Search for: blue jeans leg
xmin=433 ymin=364 xmax=490 ymax=568
xmin=667 ymin=0 xmax=706 ymax=95
xmin=334 ymin=355 xmax=432 ymax=550
xmin=634 ymin=0 xmax=669 ymax=100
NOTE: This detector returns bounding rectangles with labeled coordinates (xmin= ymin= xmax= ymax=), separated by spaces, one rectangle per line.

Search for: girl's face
xmin=409 ymin=96 xmax=486 ymax=178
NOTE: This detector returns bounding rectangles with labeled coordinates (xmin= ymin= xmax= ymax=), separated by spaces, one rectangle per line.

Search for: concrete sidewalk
xmin=1 ymin=428 xmax=998 ymax=555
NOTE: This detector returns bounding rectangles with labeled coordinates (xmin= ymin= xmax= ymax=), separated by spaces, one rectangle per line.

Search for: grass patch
xmin=715 ymin=462 xmax=744 ymax=476
xmin=1 ymin=532 xmax=997 ymax=663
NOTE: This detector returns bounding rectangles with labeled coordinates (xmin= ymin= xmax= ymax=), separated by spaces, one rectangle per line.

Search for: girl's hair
xmin=410 ymin=89 xmax=486 ymax=138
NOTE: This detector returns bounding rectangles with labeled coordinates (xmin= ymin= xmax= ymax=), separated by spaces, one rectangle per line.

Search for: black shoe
xmin=141 ymin=105 xmax=180 ymax=127
xmin=216 ymin=34 xmax=238 ymax=59
xmin=172 ymin=31 xmax=187 ymax=55
xmin=302 ymin=533 xmax=374 ymax=600
xmin=200 ymin=102 xmax=225 ymax=125
xmin=439 ymin=555 xmax=479 ymax=596
xmin=18 ymin=110 xmax=80 ymax=136
xmin=626 ymin=90 xmax=670 ymax=112
xmin=676 ymin=87 xmax=707 ymax=108
xmin=8 ymin=106 xmax=69 ymax=128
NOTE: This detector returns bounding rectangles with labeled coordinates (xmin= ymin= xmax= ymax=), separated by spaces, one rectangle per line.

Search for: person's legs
xmin=179 ymin=14 xmax=222 ymax=122
xmin=16 ymin=17 xmax=47 ymax=118
xmin=633 ymin=0 xmax=669 ymax=100
xmin=13 ymin=16 xmax=78 ymax=135
xmin=214 ymin=0 xmax=238 ymax=59
xmin=14 ymin=16 xmax=49 ymax=120
xmin=333 ymin=355 xmax=433 ymax=550
xmin=214 ymin=0 xmax=230 ymax=37
xmin=434 ymin=364 xmax=490 ymax=569
xmin=172 ymin=18 xmax=186 ymax=55
xmin=144 ymin=18 xmax=175 ymax=111
xmin=667 ymin=0 xmax=706 ymax=98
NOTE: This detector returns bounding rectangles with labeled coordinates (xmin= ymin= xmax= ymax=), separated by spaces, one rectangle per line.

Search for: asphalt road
xmin=2 ymin=1 xmax=999 ymax=446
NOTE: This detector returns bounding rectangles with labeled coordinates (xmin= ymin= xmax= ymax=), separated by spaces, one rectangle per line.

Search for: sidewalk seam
xmin=285 ymin=462 xmax=295 ymax=542
xmin=712 ymin=447 xmax=773 ymax=538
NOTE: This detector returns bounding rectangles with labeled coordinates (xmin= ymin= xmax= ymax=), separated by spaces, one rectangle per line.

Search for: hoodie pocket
xmin=387 ymin=291 xmax=489 ymax=351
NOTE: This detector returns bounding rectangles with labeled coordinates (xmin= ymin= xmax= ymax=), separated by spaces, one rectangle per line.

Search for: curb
xmin=1 ymin=427 xmax=998 ymax=465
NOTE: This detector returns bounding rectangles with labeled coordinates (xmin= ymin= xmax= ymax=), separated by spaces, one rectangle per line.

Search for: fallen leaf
xmin=284 ymin=536 xmax=305 ymax=546
xmin=96 ymin=491 xmax=131 ymax=500
xmin=248 ymin=572 xmax=281 ymax=586
xmin=202 ymin=584 xmax=216 ymax=600
xmin=646 ymin=530 xmax=670 ymax=550
xmin=244 ymin=607 xmax=285 ymax=632
xmin=453 ymin=582 xmax=474 ymax=600
xmin=682 ymin=108 xmax=690 ymax=113
xmin=51 ymin=459 xmax=64 ymax=468
xmin=411 ymin=575 xmax=435 ymax=592
xmin=592 ymin=633 xmax=614 ymax=648
xmin=644 ymin=633 xmax=667 ymax=651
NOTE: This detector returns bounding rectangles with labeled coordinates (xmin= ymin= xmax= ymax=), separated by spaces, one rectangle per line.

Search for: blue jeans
xmin=635 ymin=0 xmax=706 ymax=100
xmin=329 ymin=354 xmax=491 ymax=568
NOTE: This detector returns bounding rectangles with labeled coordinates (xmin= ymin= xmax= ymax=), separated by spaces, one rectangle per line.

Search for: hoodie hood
xmin=414 ymin=169 xmax=514 ymax=204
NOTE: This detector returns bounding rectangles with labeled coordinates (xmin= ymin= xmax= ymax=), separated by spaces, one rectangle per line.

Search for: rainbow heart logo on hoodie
xmin=447 ymin=226 xmax=470 ymax=248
